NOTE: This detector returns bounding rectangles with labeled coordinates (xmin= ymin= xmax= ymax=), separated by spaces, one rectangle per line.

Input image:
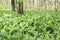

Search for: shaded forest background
xmin=0 ymin=0 xmax=60 ymax=11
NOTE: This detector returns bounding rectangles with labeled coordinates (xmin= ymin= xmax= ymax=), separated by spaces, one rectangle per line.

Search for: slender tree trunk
xmin=55 ymin=0 xmax=57 ymax=11
xmin=55 ymin=0 xmax=58 ymax=11
xmin=29 ymin=0 xmax=30 ymax=8
xmin=17 ymin=1 xmax=23 ymax=14
xmin=11 ymin=0 xmax=15 ymax=11
xmin=32 ymin=0 xmax=34 ymax=10
xmin=37 ymin=0 xmax=41 ymax=10
xmin=44 ymin=0 xmax=47 ymax=10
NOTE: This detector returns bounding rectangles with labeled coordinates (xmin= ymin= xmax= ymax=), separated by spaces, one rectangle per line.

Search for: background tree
xmin=11 ymin=0 xmax=15 ymax=11
xmin=55 ymin=0 xmax=58 ymax=11
xmin=17 ymin=0 xmax=23 ymax=14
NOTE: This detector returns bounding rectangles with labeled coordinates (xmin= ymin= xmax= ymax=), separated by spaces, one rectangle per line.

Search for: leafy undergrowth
xmin=0 ymin=10 xmax=60 ymax=40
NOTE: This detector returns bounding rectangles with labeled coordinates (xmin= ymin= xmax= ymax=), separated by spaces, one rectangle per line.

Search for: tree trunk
xmin=55 ymin=0 xmax=58 ymax=11
xmin=17 ymin=2 xmax=23 ymax=14
xmin=11 ymin=0 xmax=15 ymax=11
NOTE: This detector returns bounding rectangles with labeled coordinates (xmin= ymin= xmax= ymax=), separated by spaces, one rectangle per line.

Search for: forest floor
xmin=0 ymin=10 xmax=60 ymax=40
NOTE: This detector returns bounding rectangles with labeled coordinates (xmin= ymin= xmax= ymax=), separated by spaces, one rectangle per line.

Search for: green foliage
xmin=18 ymin=0 xmax=28 ymax=2
xmin=0 ymin=10 xmax=60 ymax=40
xmin=18 ymin=0 xmax=23 ymax=2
